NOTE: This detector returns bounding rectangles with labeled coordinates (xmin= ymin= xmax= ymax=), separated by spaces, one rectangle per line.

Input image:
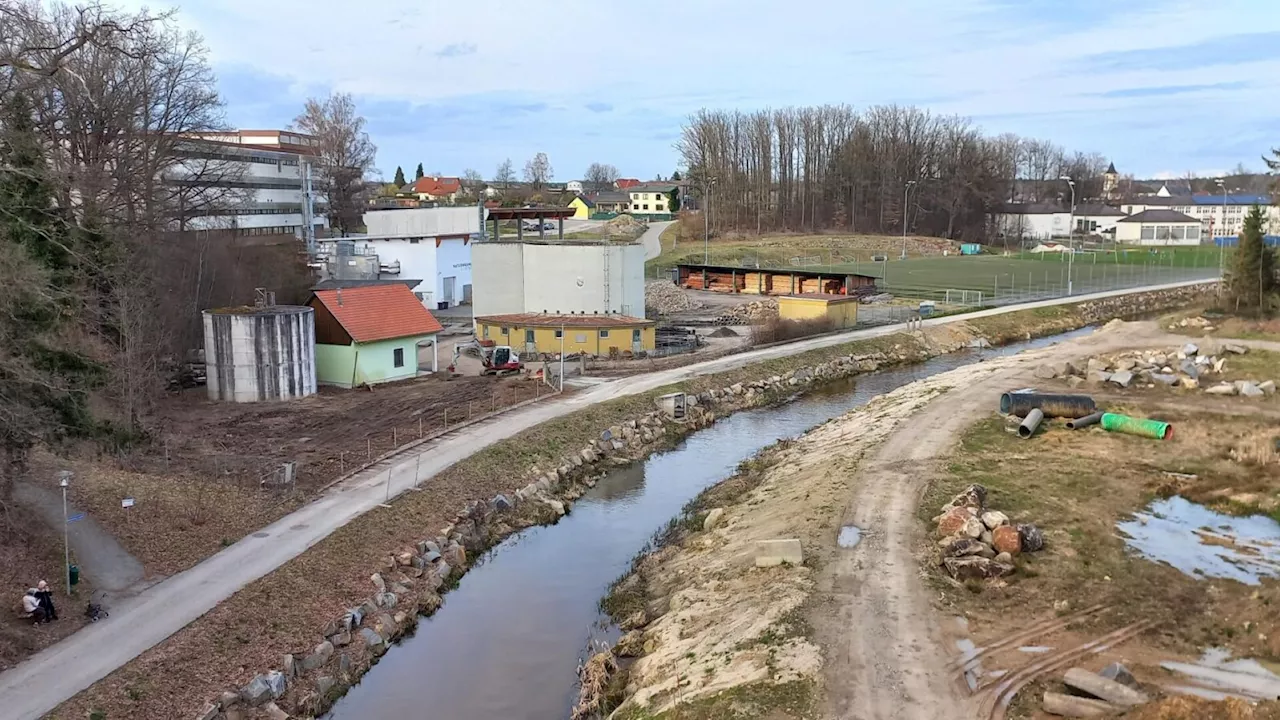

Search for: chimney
xmin=336 ymin=288 xmax=343 ymax=306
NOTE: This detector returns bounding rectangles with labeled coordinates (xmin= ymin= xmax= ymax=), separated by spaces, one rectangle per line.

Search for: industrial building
xmin=307 ymin=284 xmax=444 ymax=387
xmin=675 ymin=263 xmax=878 ymax=296
xmin=473 ymin=239 xmax=646 ymax=318
xmin=473 ymin=313 xmax=655 ymax=356
xmin=777 ymin=294 xmax=860 ymax=329
xmin=202 ymin=303 xmax=317 ymax=403
xmin=317 ymin=207 xmax=480 ymax=309
xmin=177 ymin=129 xmax=327 ymax=239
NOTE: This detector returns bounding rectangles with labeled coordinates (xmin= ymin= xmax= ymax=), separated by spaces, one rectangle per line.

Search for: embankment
xmin=52 ymin=283 xmax=1214 ymax=720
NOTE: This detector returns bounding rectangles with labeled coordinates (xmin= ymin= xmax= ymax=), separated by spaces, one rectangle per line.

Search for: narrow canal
xmin=325 ymin=328 xmax=1092 ymax=720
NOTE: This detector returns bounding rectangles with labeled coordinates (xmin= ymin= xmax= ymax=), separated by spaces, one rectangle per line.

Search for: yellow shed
xmin=777 ymin=294 xmax=859 ymax=329
xmin=567 ymin=195 xmax=594 ymax=220
xmin=474 ymin=313 xmax=656 ymax=356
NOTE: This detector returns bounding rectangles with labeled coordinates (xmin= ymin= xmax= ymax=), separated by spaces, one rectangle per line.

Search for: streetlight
xmin=703 ymin=177 xmax=717 ymax=264
xmin=1215 ymin=178 xmax=1227 ymax=279
xmin=1060 ymin=175 xmax=1076 ymax=295
xmin=899 ymin=180 xmax=917 ymax=259
xmin=58 ymin=471 xmax=71 ymax=595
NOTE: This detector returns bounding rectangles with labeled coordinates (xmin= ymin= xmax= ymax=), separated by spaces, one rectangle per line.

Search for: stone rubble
xmin=644 ymin=281 xmax=703 ymax=316
xmin=933 ymin=483 xmax=1044 ymax=581
xmin=714 ymin=298 xmax=779 ymax=325
xmin=1034 ymin=342 xmax=1275 ymax=399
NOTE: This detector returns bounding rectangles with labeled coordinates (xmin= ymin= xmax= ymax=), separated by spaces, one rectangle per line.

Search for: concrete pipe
xmin=1018 ymin=408 xmax=1044 ymax=439
xmin=1065 ymin=411 xmax=1105 ymax=430
xmin=1000 ymin=392 xmax=1097 ymax=419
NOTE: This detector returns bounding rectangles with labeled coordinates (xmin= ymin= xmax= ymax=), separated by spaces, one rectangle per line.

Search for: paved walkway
xmin=0 ymin=278 xmax=1213 ymax=720
xmin=640 ymin=221 xmax=673 ymax=261
xmin=12 ymin=482 xmax=144 ymax=595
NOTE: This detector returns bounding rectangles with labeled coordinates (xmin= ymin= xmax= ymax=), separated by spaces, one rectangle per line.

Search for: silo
xmin=202 ymin=305 xmax=317 ymax=402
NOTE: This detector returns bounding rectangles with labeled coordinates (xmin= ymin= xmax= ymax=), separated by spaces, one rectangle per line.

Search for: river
xmin=325 ymin=328 xmax=1091 ymax=720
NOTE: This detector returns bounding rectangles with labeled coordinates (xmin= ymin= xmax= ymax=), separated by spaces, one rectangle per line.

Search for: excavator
xmin=448 ymin=337 xmax=523 ymax=376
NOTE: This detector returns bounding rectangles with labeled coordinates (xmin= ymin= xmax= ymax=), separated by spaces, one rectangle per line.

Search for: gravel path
xmin=12 ymin=482 xmax=144 ymax=594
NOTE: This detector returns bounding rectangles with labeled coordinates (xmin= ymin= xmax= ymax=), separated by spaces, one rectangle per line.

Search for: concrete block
xmin=754 ymin=538 xmax=804 ymax=567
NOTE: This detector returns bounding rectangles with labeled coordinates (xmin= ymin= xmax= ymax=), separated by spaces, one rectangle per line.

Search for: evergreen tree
xmin=1227 ymin=204 xmax=1277 ymax=312
xmin=415 ymin=163 xmax=425 ymax=180
xmin=671 ymin=170 xmax=682 ymax=181
xmin=393 ymin=166 xmax=406 ymax=187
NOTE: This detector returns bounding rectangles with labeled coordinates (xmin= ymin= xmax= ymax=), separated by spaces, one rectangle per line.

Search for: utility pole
xmin=1059 ymin=175 xmax=1076 ymax=295
xmin=559 ymin=323 xmax=565 ymax=392
xmin=300 ymin=160 xmax=316 ymax=254
xmin=1215 ymin=178 xmax=1227 ymax=280
xmin=59 ymin=471 xmax=71 ymax=595
xmin=899 ymin=180 xmax=917 ymax=259
xmin=703 ymin=177 xmax=717 ymax=264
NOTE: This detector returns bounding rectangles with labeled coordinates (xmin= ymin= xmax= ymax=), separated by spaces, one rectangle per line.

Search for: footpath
xmin=0 ymin=278 xmax=1213 ymax=720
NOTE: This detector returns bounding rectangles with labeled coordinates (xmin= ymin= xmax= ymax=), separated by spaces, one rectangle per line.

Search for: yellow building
xmin=567 ymin=195 xmax=594 ymax=220
xmin=777 ymin=294 xmax=859 ymax=329
xmin=474 ymin=313 xmax=656 ymax=356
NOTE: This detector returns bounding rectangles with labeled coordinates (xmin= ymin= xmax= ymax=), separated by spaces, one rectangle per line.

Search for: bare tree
xmin=584 ymin=162 xmax=619 ymax=192
xmin=292 ymin=92 xmax=376 ymax=235
xmin=494 ymin=158 xmax=515 ymax=185
xmin=523 ymin=152 xmax=552 ymax=190
xmin=462 ymin=168 xmax=483 ymax=186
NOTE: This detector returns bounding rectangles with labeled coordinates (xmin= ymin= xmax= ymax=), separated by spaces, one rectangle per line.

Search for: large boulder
xmin=942 ymin=556 xmax=1013 ymax=580
xmin=945 ymin=484 xmax=988 ymax=512
xmin=241 ymin=672 xmax=287 ymax=707
xmin=943 ymin=537 xmax=989 ymax=558
xmin=1240 ymin=382 xmax=1265 ymax=397
xmin=937 ymin=506 xmax=975 ymax=537
xmin=993 ymin=525 xmax=1022 ymax=555
xmin=1206 ymin=382 xmax=1238 ymax=396
xmin=962 ymin=516 xmax=985 ymax=539
xmin=301 ymin=640 xmax=334 ymax=671
xmin=1108 ymin=370 xmax=1134 ymax=388
xmin=1223 ymin=343 xmax=1248 ymax=355
xmin=1017 ymin=523 xmax=1045 ymax=552
xmin=981 ymin=511 xmax=1009 ymax=530
xmin=1087 ymin=370 xmax=1111 ymax=385
xmin=1034 ymin=364 xmax=1058 ymax=380
xmin=703 ymin=508 xmax=725 ymax=531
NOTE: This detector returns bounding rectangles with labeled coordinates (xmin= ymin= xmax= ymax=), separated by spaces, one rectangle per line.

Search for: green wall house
xmin=307 ymin=284 xmax=444 ymax=388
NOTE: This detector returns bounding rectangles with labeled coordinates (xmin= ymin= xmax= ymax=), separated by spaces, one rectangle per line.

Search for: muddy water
xmin=325 ymin=329 xmax=1092 ymax=720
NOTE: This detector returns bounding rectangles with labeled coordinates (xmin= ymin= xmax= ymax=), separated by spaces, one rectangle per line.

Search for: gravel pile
xmin=645 ymin=282 xmax=702 ymax=316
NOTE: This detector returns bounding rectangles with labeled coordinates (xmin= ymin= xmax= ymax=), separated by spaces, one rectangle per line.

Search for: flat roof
xmin=478 ymin=238 xmax=641 ymax=247
xmin=677 ymin=262 xmax=878 ymax=280
xmin=485 ymin=207 xmax=577 ymax=220
xmin=475 ymin=313 xmax=655 ymax=328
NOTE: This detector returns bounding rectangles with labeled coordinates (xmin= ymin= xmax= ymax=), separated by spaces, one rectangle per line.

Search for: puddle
xmin=837 ymin=525 xmax=863 ymax=548
xmin=1161 ymin=648 xmax=1280 ymax=700
xmin=956 ymin=638 xmax=983 ymax=691
xmin=1018 ymin=646 xmax=1053 ymax=654
xmin=1116 ymin=496 xmax=1280 ymax=585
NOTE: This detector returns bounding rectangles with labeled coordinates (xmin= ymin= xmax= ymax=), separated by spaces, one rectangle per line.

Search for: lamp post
xmin=899 ymin=180 xmax=917 ymax=259
xmin=1215 ymin=178 xmax=1227 ymax=279
xmin=59 ymin=471 xmax=71 ymax=595
xmin=1059 ymin=175 xmax=1076 ymax=295
xmin=703 ymin=177 xmax=717 ymax=264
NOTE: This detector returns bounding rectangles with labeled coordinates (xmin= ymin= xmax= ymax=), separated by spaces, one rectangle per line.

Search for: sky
xmin=122 ymin=0 xmax=1280 ymax=183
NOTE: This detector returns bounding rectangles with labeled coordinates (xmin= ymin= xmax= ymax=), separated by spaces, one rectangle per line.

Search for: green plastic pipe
xmin=1100 ymin=412 xmax=1172 ymax=440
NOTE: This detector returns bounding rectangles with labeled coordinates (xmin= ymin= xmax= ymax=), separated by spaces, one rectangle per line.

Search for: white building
xmin=471 ymin=240 xmax=645 ymax=320
xmin=1114 ymin=209 xmax=1202 ymax=246
xmin=566 ymin=180 xmax=584 ymax=193
xmin=992 ymin=203 xmax=1071 ymax=241
xmin=178 ymin=130 xmax=327 ymax=238
xmin=321 ymin=207 xmax=483 ymax=308
xmin=1121 ymin=194 xmax=1279 ymax=240
xmin=1073 ymin=204 xmax=1127 ymax=236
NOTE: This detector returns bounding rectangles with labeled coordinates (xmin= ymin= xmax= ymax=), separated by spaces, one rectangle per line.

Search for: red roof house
xmin=307 ymin=284 xmax=444 ymax=386
xmin=406 ymin=176 xmax=463 ymax=200
xmin=614 ymin=178 xmax=641 ymax=190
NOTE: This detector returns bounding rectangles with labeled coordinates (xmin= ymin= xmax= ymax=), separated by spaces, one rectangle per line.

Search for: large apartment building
xmin=176 ymin=129 xmax=328 ymax=239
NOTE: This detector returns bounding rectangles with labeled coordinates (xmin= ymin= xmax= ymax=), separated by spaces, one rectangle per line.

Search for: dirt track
xmin=813 ymin=321 xmax=1179 ymax=719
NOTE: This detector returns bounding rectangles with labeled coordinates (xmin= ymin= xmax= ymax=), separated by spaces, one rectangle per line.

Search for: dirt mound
xmin=604 ymin=214 xmax=644 ymax=235
xmin=709 ymin=327 xmax=739 ymax=338
xmin=645 ymin=281 xmax=702 ymax=315
xmin=1123 ymin=697 xmax=1280 ymax=720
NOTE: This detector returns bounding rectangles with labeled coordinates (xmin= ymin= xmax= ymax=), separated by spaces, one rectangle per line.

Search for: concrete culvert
xmin=1018 ymin=408 xmax=1044 ymax=439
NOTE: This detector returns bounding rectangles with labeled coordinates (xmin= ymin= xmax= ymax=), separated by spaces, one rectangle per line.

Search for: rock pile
xmin=604 ymin=214 xmax=645 ymax=235
xmin=1036 ymin=343 xmax=1276 ymax=397
xmin=644 ymin=281 xmax=702 ymax=316
xmin=1167 ymin=315 xmax=1214 ymax=332
xmin=933 ymin=484 xmax=1044 ymax=580
xmin=715 ymin=298 xmax=779 ymax=325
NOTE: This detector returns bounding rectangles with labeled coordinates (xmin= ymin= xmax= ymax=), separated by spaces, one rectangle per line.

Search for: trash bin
xmin=69 ymin=565 xmax=80 ymax=586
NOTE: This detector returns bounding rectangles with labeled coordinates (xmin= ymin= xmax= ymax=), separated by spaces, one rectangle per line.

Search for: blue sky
xmin=126 ymin=0 xmax=1280 ymax=182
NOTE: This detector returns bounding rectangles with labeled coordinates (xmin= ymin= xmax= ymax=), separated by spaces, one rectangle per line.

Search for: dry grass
xmin=1123 ymin=697 xmax=1280 ymax=720
xmin=1163 ymin=307 xmax=1280 ymax=342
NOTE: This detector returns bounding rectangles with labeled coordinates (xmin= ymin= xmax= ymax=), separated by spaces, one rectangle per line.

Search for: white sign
xmin=121 ymin=497 xmax=135 ymax=508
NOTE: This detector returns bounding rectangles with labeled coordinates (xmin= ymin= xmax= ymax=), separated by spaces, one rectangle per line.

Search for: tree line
xmin=677 ymin=104 xmax=1110 ymax=241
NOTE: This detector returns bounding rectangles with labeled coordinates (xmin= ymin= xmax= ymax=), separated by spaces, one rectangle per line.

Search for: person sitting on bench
xmin=34 ymin=580 xmax=56 ymax=621
xmin=22 ymin=589 xmax=47 ymax=624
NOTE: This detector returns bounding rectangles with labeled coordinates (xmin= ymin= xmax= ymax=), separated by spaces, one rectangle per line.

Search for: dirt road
xmin=815 ymin=322 xmax=1175 ymax=719
xmin=0 ymin=281 xmax=1210 ymax=720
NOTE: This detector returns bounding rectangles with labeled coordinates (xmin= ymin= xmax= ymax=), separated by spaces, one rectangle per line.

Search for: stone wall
xmin=192 ymin=285 xmax=1211 ymax=719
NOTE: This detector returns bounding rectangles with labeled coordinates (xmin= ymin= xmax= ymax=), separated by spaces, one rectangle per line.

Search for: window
xmin=410 ymin=237 xmax=419 ymax=244
xmin=393 ymin=348 xmax=405 ymax=368
xmin=483 ymin=325 xmax=490 ymax=338
xmin=632 ymin=329 xmax=641 ymax=342
xmin=1187 ymin=226 xmax=1201 ymax=241
xmin=554 ymin=329 xmax=563 ymax=338
xmin=656 ymin=205 xmax=665 ymax=212
xmin=599 ymin=329 xmax=610 ymax=338
xmin=525 ymin=329 xmax=535 ymax=343
xmin=1156 ymin=225 xmax=1172 ymax=240
xmin=500 ymin=326 xmax=509 ymax=335
xmin=575 ymin=333 xmax=587 ymax=343
xmin=1141 ymin=227 xmax=1155 ymax=240
xmin=643 ymin=204 xmax=649 ymax=210
xmin=1170 ymin=226 xmax=1185 ymax=240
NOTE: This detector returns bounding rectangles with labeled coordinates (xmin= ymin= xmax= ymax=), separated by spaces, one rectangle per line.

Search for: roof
xmin=591 ymin=191 xmax=631 ymax=203
xmin=484 ymin=207 xmax=576 ymax=220
xmin=1117 ymin=209 xmax=1200 ymax=224
xmin=408 ymin=176 xmax=462 ymax=197
xmin=310 ymin=284 xmax=443 ymax=342
xmin=626 ymin=183 xmax=678 ymax=193
xmin=1074 ymin=203 xmax=1126 ymax=217
xmin=1128 ymin=194 xmax=1271 ymax=207
xmin=781 ymin=293 xmax=860 ymax=303
xmin=614 ymin=179 xmax=641 ymax=189
xmin=311 ymin=278 xmax=421 ymax=291
xmin=475 ymin=313 xmax=655 ymax=328
xmin=677 ymin=262 xmax=878 ymax=280
xmin=571 ymin=194 xmax=595 ymax=208
xmin=1106 ymin=162 xmax=1117 ymax=174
